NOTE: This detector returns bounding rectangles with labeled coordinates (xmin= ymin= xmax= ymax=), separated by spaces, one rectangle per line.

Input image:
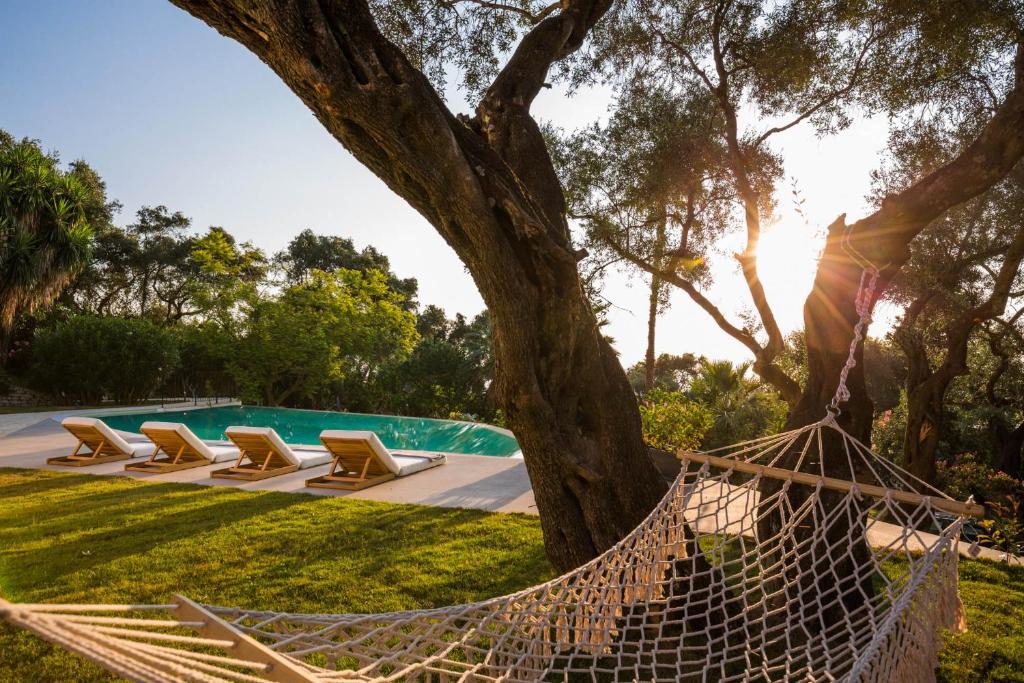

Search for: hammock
xmin=0 ymin=417 xmax=981 ymax=683
xmin=0 ymin=266 xmax=984 ymax=682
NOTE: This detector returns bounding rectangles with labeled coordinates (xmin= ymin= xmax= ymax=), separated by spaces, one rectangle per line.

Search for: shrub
xmin=936 ymin=453 xmax=1024 ymax=508
xmin=639 ymin=389 xmax=714 ymax=452
xmin=30 ymin=315 xmax=179 ymax=404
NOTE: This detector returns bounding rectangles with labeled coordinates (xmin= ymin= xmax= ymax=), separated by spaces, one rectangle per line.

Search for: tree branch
xmin=441 ymin=0 xmax=561 ymax=24
xmin=603 ymin=235 xmax=802 ymax=405
xmin=848 ymin=42 xmax=1024 ymax=272
xmin=752 ymin=28 xmax=879 ymax=148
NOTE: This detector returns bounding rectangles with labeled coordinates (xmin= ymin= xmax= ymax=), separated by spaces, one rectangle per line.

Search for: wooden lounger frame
xmin=305 ymin=434 xmax=396 ymax=491
xmin=125 ymin=425 xmax=211 ymax=474
xmin=47 ymin=423 xmax=133 ymax=467
xmin=211 ymin=431 xmax=299 ymax=481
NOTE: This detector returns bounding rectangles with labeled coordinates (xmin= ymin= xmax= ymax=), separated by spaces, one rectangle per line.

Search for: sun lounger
xmin=49 ymin=417 xmax=156 ymax=467
xmin=125 ymin=421 xmax=239 ymax=474
xmin=305 ymin=430 xmax=446 ymax=491
xmin=212 ymin=426 xmax=332 ymax=481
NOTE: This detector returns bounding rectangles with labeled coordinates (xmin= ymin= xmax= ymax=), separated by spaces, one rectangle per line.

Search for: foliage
xmin=0 ymin=467 xmax=1021 ymax=681
xmin=370 ymin=307 xmax=494 ymax=418
xmin=627 ymin=353 xmax=700 ymax=395
xmin=638 ymin=388 xmax=713 ymax=452
xmin=936 ymin=453 xmax=1024 ymax=557
xmin=67 ymin=206 xmax=268 ymax=323
xmin=276 ymin=228 xmax=417 ymax=307
xmin=28 ymin=315 xmax=179 ymax=404
xmin=164 ymin=321 xmax=239 ymax=399
xmin=936 ymin=453 xmax=1024 ymax=510
xmin=872 ymin=392 xmax=909 ymax=463
xmin=0 ymin=133 xmax=98 ymax=363
xmin=687 ymin=359 xmax=788 ymax=450
xmin=230 ymin=269 xmax=418 ymax=407
xmin=976 ymin=497 xmax=1024 ymax=561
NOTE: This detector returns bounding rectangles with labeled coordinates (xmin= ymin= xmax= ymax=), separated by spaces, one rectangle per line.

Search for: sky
xmin=0 ymin=0 xmax=897 ymax=366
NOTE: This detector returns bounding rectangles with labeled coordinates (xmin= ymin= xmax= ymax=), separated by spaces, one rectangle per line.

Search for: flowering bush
xmin=936 ymin=453 xmax=1024 ymax=507
xmin=938 ymin=453 xmax=1024 ymax=561
xmin=639 ymin=389 xmax=714 ymax=452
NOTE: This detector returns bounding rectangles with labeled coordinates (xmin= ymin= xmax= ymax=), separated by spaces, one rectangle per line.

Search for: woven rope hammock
xmin=0 ymin=265 xmax=985 ymax=682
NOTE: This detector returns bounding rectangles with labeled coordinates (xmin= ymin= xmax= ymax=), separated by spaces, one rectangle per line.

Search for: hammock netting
xmin=1 ymin=417 xmax=974 ymax=683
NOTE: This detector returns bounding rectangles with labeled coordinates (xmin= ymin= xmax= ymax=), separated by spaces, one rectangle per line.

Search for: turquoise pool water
xmin=95 ymin=405 xmax=521 ymax=457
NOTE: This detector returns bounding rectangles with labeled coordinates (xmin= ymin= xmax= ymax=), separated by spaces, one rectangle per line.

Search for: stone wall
xmin=0 ymin=385 xmax=50 ymax=408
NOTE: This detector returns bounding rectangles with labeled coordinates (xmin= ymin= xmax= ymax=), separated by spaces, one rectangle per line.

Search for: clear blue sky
xmin=0 ymin=0 xmax=894 ymax=365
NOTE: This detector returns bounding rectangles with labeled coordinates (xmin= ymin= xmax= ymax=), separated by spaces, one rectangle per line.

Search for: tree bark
xmin=645 ymin=274 xmax=659 ymax=392
xmin=644 ymin=218 xmax=667 ymax=392
xmin=757 ymin=41 xmax=1024 ymax=629
xmin=170 ymin=0 xmax=669 ymax=571
xmin=898 ymin=222 xmax=1024 ymax=484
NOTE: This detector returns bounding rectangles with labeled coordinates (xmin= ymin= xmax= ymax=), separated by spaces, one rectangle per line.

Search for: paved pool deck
xmin=0 ymin=408 xmax=537 ymax=514
xmin=1 ymin=407 xmax=1015 ymax=564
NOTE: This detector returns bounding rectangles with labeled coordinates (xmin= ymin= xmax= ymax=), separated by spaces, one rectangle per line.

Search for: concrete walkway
xmin=0 ymin=401 xmax=220 ymax=437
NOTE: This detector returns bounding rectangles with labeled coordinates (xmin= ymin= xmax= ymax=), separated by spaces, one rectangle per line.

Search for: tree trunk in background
xmin=994 ymin=419 xmax=1024 ymax=479
xmin=644 ymin=218 xmax=667 ymax=392
xmin=900 ymin=223 xmax=1024 ymax=485
xmin=903 ymin=384 xmax=944 ymax=484
xmin=171 ymin=0 xmax=671 ymax=572
xmin=644 ymin=273 xmax=659 ymax=392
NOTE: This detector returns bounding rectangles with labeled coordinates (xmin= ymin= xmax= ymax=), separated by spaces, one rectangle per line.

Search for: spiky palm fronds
xmin=0 ymin=138 xmax=95 ymax=359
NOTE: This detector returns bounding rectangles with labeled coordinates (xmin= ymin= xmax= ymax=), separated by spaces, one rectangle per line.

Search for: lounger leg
xmin=171 ymin=445 xmax=186 ymax=465
xmin=49 ymin=437 xmax=131 ymax=467
xmin=259 ymin=450 xmax=273 ymax=472
xmin=145 ymin=445 xmax=165 ymax=465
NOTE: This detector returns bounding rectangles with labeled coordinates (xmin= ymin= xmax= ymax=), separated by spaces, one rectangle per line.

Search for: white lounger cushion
xmin=319 ymin=429 xmax=446 ymax=476
xmin=139 ymin=421 xmax=239 ymax=463
xmin=224 ymin=426 xmax=332 ymax=469
xmin=390 ymin=453 xmax=446 ymax=476
xmin=61 ymin=417 xmax=155 ymax=457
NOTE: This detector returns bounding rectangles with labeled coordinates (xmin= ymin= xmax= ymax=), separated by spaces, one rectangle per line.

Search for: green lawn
xmin=0 ymin=467 xmax=1021 ymax=682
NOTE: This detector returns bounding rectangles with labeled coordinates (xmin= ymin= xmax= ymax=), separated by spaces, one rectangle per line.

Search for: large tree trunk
xmin=756 ymin=220 xmax=877 ymax=632
xmin=756 ymin=42 xmax=1024 ymax=622
xmin=171 ymin=0 xmax=669 ymax=571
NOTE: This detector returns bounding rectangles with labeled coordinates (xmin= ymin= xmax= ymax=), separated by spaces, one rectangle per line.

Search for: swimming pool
xmin=93 ymin=405 xmax=521 ymax=457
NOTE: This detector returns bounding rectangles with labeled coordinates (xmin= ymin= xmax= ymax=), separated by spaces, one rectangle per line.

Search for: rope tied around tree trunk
xmin=827 ymin=225 xmax=883 ymax=417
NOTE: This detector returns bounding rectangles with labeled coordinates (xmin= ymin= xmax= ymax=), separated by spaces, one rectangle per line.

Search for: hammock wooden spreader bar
xmin=679 ymin=451 xmax=986 ymax=518
xmin=0 ymin=595 xmax=320 ymax=683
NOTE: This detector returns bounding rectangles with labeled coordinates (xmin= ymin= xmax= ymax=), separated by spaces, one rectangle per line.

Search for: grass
xmin=0 ymin=467 xmax=1021 ymax=682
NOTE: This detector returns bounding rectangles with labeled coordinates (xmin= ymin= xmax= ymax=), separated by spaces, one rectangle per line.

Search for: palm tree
xmin=689 ymin=359 xmax=786 ymax=449
xmin=0 ymin=135 xmax=94 ymax=365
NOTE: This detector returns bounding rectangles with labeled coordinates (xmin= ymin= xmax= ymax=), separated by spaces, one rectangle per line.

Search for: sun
xmin=754 ymin=218 xmax=824 ymax=329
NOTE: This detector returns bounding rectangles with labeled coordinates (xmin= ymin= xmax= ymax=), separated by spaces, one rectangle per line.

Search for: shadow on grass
xmin=0 ymin=468 xmax=550 ymax=612
xmin=0 ymin=467 xmax=103 ymax=499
